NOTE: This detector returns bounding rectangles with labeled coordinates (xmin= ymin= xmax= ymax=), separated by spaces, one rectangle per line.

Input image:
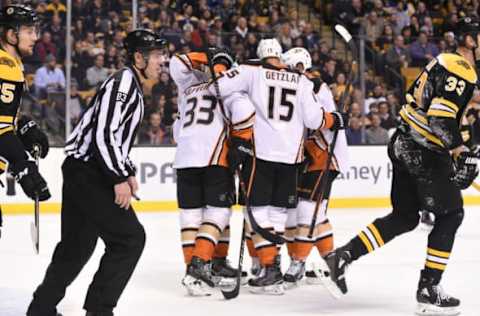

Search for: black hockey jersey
xmin=399 ymin=53 xmax=478 ymax=151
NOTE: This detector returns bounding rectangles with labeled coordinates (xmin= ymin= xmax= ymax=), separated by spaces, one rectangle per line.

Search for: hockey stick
xmin=307 ymin=24 xmax=357 ymax=238
xmin=30 ymin=145 xmax=41 ymax=254
xmin=221 ymin=220 xmax=246 ymax=299
xmin=201 ymin=33 xmax=284 ymax=245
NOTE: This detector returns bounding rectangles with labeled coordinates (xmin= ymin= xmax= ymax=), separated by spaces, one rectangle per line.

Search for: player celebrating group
xmin=324 ymin=17 xmax=480 ymax=316
xmin=211 ymin=39 xmax=349 ymax=295
xmin=170 ymin=48 xmax=255 ymax=296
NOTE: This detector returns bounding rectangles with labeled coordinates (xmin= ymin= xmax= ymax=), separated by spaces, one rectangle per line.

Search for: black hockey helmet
xmin=0 ymin=4 xmax=40 ymax=29
xmin=124 ymin=29 xmax=167 ymax=59
xmin=456 ymin=16 xmax=480 ymax=47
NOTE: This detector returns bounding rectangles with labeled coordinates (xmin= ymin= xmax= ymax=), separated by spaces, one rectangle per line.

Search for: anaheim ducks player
xmin=211 ymin=39 xmax=349 ymax=295
xmin=171 ymin=48 xmax=255 ymax=296
xmin=324 ymin=17 xmax=479 ymax=316
xmin=280 ymin=47 xmax=349 ymax=288
xmin=0 ymin=4 xmax=51 ymax=238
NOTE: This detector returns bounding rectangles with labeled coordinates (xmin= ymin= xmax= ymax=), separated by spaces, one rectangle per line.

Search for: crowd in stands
xmin=6 ymin=0 xmax=480 ymax=146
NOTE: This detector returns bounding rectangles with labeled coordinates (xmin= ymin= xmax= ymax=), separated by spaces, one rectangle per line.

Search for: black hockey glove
xmin=228 ymin=136 xmax=253 ymax=173
xmin=330 ymin=111 xmax=349 ymax=131
xmin=453 ymin=151 xmax=479 ymax=190
xmin=209 ymin=47 xmax=235 ymax=69
xmin=17 ymin=116 xmax=49 ymax=158
xmin=11 ymin=160 xmax=51 ymax=201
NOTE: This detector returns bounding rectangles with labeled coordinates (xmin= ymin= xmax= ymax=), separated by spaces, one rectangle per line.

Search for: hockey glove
xmin=11 ymin=160 xmax=51 ymax=201
xmin=453 ymin=151 xmax=479 ymax=190
xmin=228 ymin=136 xmax=253 ymax=172
xmin=330 ymin=111 xmax=349 ymax=131
xmin=17 ymin=116 xmax=49 ymax=158
xmin=209 ymin=47 xmax=235 ymax=69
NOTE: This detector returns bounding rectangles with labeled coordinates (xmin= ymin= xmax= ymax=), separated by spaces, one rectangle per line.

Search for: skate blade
xmin=214 ymin=277 xmax=237 ymax=292
xmin=182 ymin=276 xmax=213 ymax=297
xmin=415 ymin=303 xmax=460 ymax=316
xmin=283 ymin=280 xmax=299 ymax=290
xmin=310 ymin=262 xmax=344 ymax=299
xmin=305 ymin=275 xmax=322 ymax=285
xmin=248 ymin=283 xmax=284 ymax=295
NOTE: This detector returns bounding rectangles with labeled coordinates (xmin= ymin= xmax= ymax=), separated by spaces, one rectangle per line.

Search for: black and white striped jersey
xmin=65 ymin=66 xmax=144 ymax=184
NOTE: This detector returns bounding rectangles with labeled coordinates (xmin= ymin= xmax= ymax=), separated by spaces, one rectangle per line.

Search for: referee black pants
xmin=27 ymin=157 xmax=146 ymax=316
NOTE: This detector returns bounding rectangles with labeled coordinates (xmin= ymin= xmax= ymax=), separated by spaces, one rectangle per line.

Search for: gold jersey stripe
xmin=427 ymin=248 xmax=450 ymax=258
xmin=425 ymin=260 xmax=446 ymax=271
xmin=431 ymin=97 xmax=459 ymax=113
xmin=427 ymin=109 xmax=457 ymax=119
xmin=0 ymin=126 xmax=14 ymax=136
xmin=399 ymin=110 xmax=444 ymax=147
xmin=358 ymin=231 xmax=374 ymax=252
xmin=0 ymin=115 xmax=14 ymax=123
xmin=368 ymin=224 xmax=385 ymax=247
xmin=0 ymin=160 xmax=7 ymax=171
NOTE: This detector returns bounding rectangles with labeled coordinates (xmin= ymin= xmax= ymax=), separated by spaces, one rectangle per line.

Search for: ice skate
xmin=283 ymin=259 xmax=305 ymax=289
xmin=182 ymin=256 xmax=215 ymax=296
xmin=305 ymin=261 xmax=330 ymax=285
xmin=416 ymin=272 xmax=460 ymax=316
xmin=248 ymin=256 xmax=284 ymax=295
xmin=323 ymin=246 xmax=352 ymax=298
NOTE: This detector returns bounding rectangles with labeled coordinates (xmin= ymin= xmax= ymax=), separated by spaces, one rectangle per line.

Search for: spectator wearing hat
xmin=86 ymin=54 xmax=109 ymax=89
xmin=34 ymin=54 xmax=66 ymax=100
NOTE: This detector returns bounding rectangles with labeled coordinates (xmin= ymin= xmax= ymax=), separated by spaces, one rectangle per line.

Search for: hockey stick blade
xmin=221 ymin=221 xmax=246 ymax=299
xmin=334 ymin=24 xmax=352 ymax=44
xmin=30 ymin=221 xmax=39 ymax=254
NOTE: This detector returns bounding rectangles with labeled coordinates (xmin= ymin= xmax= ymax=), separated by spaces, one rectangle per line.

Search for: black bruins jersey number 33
xmin=399 ymin=53 xmax=478 ymax=151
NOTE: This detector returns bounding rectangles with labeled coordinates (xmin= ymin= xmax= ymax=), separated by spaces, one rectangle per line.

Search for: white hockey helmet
xmin=256 ymin=38 xmax=283 ymax=60
xmin=282 ymin=47 xmax=312 ymax=73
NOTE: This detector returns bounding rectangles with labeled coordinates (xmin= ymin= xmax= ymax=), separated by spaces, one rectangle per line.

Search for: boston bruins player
xmin=281 ymin=48 xmax=349 ymax=288
xmin=171 ymin=49 xmax=255 ymax=296
xmin=324 ymin=18 xmax=479 ymax=316
xmin=0 ymin=4 xmax=51 ymax=237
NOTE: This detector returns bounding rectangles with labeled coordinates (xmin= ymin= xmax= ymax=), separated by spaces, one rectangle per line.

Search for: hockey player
xmin=27 ymin=29 xmax=167 ymax=316
xmin=0 ymin=4 xmax=51 ymax=239
xmin=211 ymin=39 xmax=349 ymax=294
xmin=171 ymin=48 xmax=255 ymax=296
xmin=324 ymin=18 xmax=480 ymax=316
xmin=280 ymin=48 xmax=349 ymax=288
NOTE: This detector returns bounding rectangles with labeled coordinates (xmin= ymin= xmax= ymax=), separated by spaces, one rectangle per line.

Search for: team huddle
xmin=1 ymin=3 xmax=479 ymax=316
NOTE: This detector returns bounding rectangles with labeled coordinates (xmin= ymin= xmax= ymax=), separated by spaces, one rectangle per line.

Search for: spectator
xmin=321 ymin=59 xmax=337 ymax=85
xmin=277 ymin=22 xmax=293 ymax=49
xmin=69 ymin=80 xmax=86 ymax=126
xmin=392 ymin=2 xmax=410 ymax=35
xmin=302 ymin=22 xmax=319 ymax=50
xmin=365 ymin=84 xmax=387 ymax=113
xmin=46 ymin=0 xmax=67 ymax=21
xmin=346 ymin=117 xmax=363 ymax=145
xmin=364 ymin=11 xmax=384 ymax=45
xmin=376 ymin=24 xmax=395 ymax=52
xmin=35 ymin=31 xmax=57 ymax=63
xmin=378 ymin=101 xmax=397 ymax=130
xmin=385 ymin=35 xmax=410 ymax=72
xmin=138 ymin=112 xmax=170 ymax=145
xmin=34 ymin=54 xmax=66 ymax=100
xmin=409 ymin=31 xmax=439 ymax=67
xmin=45 ymin=14 xmax=65 ymax=59
xmin=86 ymin=54 xmax=109 ymax=89
xmin=235 ymin=17 xmax=249 ymax=40
xmin=365 ymin=114 xmax=389 ymax=145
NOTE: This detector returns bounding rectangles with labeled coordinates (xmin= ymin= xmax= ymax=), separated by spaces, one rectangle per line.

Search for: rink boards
xmin=2 ymin=146 xmax=480 ymax=214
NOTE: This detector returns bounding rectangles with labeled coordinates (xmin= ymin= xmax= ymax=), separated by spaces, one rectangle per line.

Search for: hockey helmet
xmin=0 ymin=4 xmax=40 ymax=29
xmin=456 ymin=16 xmax=480 ymax=47
xmin=257 ymin=38 xmax=283 ymax=60
xmin=124 ymin=29 xmax=168 ymax=58
xmin=282 ymin=47 xmax=312 ymax=73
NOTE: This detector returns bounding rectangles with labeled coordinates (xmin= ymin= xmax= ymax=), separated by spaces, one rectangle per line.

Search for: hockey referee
xmin=27 ymin=29 xmax=167 ymax=316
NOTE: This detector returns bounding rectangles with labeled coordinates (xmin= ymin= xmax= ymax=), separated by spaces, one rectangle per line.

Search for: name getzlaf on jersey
xmin=399 ymin=53 xmax=478 ymax=151
xmin=213 ymin=61 xmax=331 ymax=164
xmin=170 ymin=54 xmax=255 ymax=169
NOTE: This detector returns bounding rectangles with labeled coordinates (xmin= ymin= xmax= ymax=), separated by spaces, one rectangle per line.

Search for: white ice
xmin=1 ymin=208 xmax=479 ymax=316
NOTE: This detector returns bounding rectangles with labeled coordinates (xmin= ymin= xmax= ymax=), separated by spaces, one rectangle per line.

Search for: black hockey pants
xmin=27 ymin=157 xmax=145 ymax=316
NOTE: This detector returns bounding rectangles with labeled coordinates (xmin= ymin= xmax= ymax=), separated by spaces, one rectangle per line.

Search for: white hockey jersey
xmin=170 ymin=54 xmax=255 ymax=169
xmin=305 ymin=82 xmax=349 ymax=173
xmin=213 ymin=61 xmax=331 ymax=164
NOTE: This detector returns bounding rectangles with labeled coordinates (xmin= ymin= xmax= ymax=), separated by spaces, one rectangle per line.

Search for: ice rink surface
xmin=1 ymin=207 xmax=479 ymax=316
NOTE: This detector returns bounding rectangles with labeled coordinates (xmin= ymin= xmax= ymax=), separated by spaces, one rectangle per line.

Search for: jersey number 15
xmin=268 ymin=87 xmax=296 ymax=122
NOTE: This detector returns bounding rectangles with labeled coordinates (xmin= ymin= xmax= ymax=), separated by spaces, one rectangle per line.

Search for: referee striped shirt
xmin=65 ymin=66 xmax=144 ymax=184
